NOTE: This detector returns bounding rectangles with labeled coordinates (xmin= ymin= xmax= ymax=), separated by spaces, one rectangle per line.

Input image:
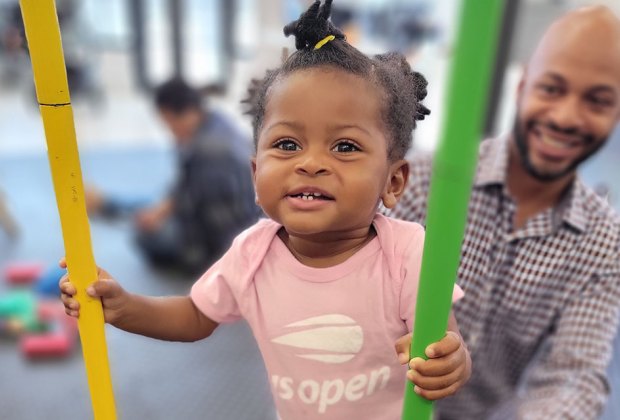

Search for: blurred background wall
xmin=3 ymin=0 xmax=616 ymax=201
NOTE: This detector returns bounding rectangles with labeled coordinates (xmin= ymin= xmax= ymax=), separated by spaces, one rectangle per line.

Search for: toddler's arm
xmin=59 ymin=259 xmax=218 ymax=342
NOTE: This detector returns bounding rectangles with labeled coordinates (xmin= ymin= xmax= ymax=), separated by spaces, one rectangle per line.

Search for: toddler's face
xmin=252 ymin=67 xmax=405 ymax=238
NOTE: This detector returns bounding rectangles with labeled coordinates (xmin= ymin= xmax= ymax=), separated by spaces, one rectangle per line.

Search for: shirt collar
xmin=473 ymin=135 xmax=510 ymax=188
xmin=559 ymin=179 xmax=588 ymax=232
xmin=178 ymin=111 xmax=210 ymax=158
xmin=474 ymin=135 xmax=588 ymax=233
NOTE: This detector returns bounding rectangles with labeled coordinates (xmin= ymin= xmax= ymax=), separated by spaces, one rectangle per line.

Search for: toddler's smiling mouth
xmin=289 ymin=192 xmax=333 ymax=201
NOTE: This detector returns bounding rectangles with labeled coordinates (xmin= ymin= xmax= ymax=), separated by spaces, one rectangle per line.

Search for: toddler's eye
xmin=274 ymin=139 xmax=300 ymax=151
xmin=332 ymin=141 xmax=360 ymax=153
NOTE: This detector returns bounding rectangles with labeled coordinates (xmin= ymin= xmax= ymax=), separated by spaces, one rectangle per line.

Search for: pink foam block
xmin=20 ymin=334 xmax=72 ymax=358
xmin=20 ymin=300 xmax=78 ymax=359
xmin=4 ymin=263 xmax=45 ymax=285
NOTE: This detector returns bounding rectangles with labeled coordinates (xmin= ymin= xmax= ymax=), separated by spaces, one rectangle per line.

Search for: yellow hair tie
xmin=314 ymin=35 xmax=336 ymax=50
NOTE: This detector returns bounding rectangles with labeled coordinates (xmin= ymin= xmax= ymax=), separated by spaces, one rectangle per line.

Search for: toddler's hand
xmin=58 ymin=258 xmax=128 ymax=325
xmin=395 ymin=331 xmax=471 ymax=400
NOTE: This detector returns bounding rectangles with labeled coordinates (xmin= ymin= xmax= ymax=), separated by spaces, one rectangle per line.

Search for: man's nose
xmin=548 ymin=95 xmax=586 ymax=132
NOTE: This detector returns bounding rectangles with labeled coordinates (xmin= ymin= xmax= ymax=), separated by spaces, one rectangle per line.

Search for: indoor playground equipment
xmin=19 ymin=0 xmax=116 ymax=419
xmin=402 ymin=1 xmax=503 ymax=419
xmin=16 ymin=0 xmax=502 ymax=418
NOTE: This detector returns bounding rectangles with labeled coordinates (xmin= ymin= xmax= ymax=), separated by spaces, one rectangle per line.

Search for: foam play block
xmin=34 ymin=265 xmax=66 ymax=298
xmin=4 ymin=262 xmax=45 ymax=285
xmin=21 ymin=334 xmax=72 ymax=358
xmin=20 ymin=300 xmax=78 ymax=359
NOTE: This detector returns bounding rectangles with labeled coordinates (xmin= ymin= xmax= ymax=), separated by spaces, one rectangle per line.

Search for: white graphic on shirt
xmin=285 ymin=314 xmax=357 ymax=327
xmin=271 ymin=314 xmax=393 ymax=414
xmin=271 ymin=314 xmax=363 ymax=363
xmin=272 ymin=366 xmax=391 ymax=414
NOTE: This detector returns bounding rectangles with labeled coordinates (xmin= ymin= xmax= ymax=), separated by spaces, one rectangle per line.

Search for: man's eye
xmin=536 ymin=83 xmax=563 ymax=98
xmin=538 ymin=84 xmax=562 ymax=96
xmin=332 ymin=141 xmax=360 ymax=153
xmin=274 ymin=139 xmax=300 ymax=151
xmin=588 ymin=95 xmax=614 ymax=108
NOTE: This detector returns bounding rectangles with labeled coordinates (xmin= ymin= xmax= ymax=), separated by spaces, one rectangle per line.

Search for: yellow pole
xmin=19 ymin=1 xmax=117 ymax=418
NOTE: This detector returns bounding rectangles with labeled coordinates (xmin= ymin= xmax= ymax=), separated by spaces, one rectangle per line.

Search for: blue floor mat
xmin=0 ymin=148 xmax=276 ymax=420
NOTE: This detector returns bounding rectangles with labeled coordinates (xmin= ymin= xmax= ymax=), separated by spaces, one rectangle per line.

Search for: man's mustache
xmin=528 ymin=120 xmax=596 ymax=145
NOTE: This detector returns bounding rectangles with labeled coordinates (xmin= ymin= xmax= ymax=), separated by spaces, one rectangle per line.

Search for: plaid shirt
xmin=390 ymin=137 xmax=620 ymax=420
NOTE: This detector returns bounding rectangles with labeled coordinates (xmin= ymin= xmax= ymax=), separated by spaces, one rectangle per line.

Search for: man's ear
xmin=381 ymin=159 xmax=409 ymax=209
xmin=516 ymin=67 xmax=527 ymax=103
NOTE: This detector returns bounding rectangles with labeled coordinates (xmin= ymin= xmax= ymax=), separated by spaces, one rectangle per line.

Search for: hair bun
xmin=283 ymin=0 xmax=346 ymax=50
xmin=411 ymin=71 xmax=430 ymax=121
xmin=415 ymin=104 xmax=431 ymax=121
xmin=373 ymin=53 xmax=431 ymax=123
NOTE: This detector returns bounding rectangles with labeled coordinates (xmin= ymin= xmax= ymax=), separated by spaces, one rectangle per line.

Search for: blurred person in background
xmin=1 ymin=0 xmax=101 ymax=102
xmin=87 ymin=78 xmax=260 ymax=275
xmin=0 ymin=3 xmax=28 ymax=86
xmin=392 ymin=6 xmax=620 ymax=420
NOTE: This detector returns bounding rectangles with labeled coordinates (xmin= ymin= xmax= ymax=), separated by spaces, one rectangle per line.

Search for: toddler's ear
xmin=381 ymin=160 xmax=409 ymax=209
xmin=251 ymin=158 xmax=260 ymax=206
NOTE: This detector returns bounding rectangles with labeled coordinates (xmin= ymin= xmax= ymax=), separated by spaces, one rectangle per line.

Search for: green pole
xmin=401 ymin=1 xmax=504 ymax=419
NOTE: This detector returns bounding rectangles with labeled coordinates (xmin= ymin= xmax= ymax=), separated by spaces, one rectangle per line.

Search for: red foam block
xmin=4 ymin=263 xmax=45 ymax=285
xmin=20 ymin=300 xmax=78 ymax=359
xmin=21 ymin=334 xmax=72 ymax=358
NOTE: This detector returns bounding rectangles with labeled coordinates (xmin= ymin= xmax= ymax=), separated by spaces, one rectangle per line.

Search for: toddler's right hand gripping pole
xmin=401 ymin=1 xmax=503 ymax=419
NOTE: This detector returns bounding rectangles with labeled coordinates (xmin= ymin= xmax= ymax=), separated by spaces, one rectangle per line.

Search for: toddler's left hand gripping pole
xmin=19 ymin=1 xmax=117 ymax=419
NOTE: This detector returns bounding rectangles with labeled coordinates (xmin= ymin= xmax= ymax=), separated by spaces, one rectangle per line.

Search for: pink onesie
xmin=191 ymin=214 xmax=463 ymax=419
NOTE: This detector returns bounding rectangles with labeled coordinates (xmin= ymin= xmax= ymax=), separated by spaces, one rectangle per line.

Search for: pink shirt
xmin=191 ymin=214 xmax=463 ymax=419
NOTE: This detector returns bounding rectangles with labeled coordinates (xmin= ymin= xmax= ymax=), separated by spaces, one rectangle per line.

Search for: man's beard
xmin=512 ymin=116 xmax=607 ymax=182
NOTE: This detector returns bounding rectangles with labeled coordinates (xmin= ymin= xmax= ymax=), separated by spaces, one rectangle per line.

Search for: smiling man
xmin=392 ymin=6 xmax=620 ymax=420
xmin=509 ymin=6 xmax=620 ymax=228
